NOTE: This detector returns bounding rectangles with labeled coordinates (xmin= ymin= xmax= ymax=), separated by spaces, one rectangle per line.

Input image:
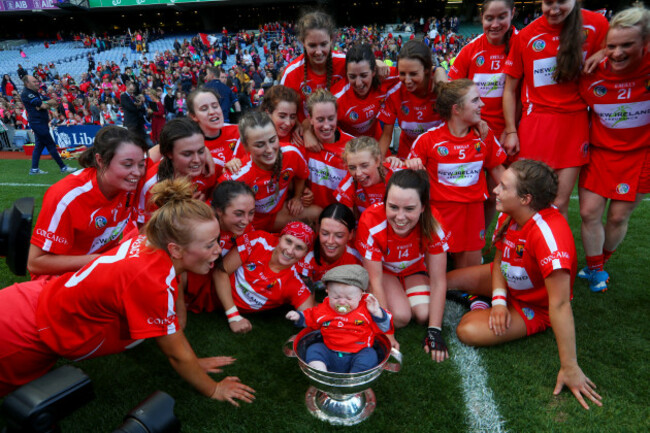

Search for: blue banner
xmin=52 ymin=125 xmax=103 ymax=148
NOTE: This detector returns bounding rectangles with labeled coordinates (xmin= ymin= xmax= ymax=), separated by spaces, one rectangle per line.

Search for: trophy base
xmin=305 ymin=386 xmax=376 ymax=426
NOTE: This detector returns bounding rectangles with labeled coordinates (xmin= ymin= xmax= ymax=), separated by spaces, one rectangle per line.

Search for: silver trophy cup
xmin=284 ymin=328 xmax=402 ymax=426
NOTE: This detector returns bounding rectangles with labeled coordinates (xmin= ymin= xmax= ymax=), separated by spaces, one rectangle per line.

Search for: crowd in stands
xmin=0 ymin=15 xmax=473 ymax=149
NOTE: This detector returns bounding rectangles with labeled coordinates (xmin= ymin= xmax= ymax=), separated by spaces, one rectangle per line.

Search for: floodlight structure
xmin=0 ymin=197 xmax=34 ymax=276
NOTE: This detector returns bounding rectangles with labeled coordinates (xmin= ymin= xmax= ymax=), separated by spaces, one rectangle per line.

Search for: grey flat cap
xmin=321 ymin=264 xmax=369 ymax=291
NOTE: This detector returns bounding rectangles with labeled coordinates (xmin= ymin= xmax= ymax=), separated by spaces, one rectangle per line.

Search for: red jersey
xmin=279 ymin=52 xmax=347 ymax=119
xmin=232 ymin=231 xmax=311 ymax=313
xmin=504 ymin=10 xmax=608 ymax=114
xmin=408 ymin=123 xmax=506 ymax=202
xmin=219 ymin=145 xmax=309 ymax=218
xmin=493 ymin=208 xmax=577 ymax=308
xmin=356 ymin=203 xmax=451 ymax=276
xmin=31 ymin=168 xmax=137 ymax=257
xmin=578 ymin=56 xmax=650 ymax=152
xmin=137 ymin=160 xmax=217 ymax=224
xmin=377 ymin=82 xmax=443 ymax=159
xmin=335 ymin=163 xmax=396 ymax=213
xmin=36 ymin=236 xmax=179 ymax=360
xmin=301 ymin=294 xmax=393 ymax=353
xmin=297 ymin=245 xmax=362 ymax=282
xmin=204 ymin=125 xmax=241 ymax=177
xmin=449 ymin=29 xmax=519 ymax=136
xmin=305 ymin=129 xmax=355 ymax=208
xmin=331 ymin=68 xmax=399 ymax=140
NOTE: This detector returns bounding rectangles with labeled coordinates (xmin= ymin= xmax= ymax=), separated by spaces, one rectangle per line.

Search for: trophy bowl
xmin=283 ymin=328 xmax=402 ymax=426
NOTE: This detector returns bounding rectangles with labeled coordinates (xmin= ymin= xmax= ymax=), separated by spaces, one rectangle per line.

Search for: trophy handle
xmin=383 ymin=348 xmax=403 ymax=373
xmin=283 ymin=334 xmax=297 ymax=358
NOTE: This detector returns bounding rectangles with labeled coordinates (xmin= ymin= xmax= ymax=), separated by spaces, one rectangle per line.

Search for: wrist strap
xmin=492 ymin=288 xmax=507 ymax=307
xmin=226 ymin=306 xmax=242 ymax=323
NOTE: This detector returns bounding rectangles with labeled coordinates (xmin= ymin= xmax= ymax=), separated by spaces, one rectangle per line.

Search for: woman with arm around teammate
xmin=27 ymin=126 xmax=147 ymax=279
xmin=0 ymin=178 xmax=255 ymax=405
xmin=454 ymin=159 xmax=602 ymax=410
xmin=219 ymin=111 xmax=321 ymax=232
xmin=502 ymin=0 xmax=608 ymax=218
xmin=376 ymin=40 xmax=448 ymax=159
xmin=356 ymin=169 xmax=451 ymax=361
xmin=577 ymin=7 xmax=650 ymax=292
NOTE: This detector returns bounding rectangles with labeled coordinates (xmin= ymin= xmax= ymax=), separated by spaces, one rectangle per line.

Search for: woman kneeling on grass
xmin=451 ymin=159 xmax=602 ymax=410
xmin=0 ymin=178 xmax=255 ymax=406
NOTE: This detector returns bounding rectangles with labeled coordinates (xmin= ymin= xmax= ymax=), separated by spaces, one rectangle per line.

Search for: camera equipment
xmin=113 ymin=391 xmax=180 ymax=433
xmin=1 ymin=366 xmax=94 ymax=433
xmin=0 ymin=197 xmax=35 ymax=276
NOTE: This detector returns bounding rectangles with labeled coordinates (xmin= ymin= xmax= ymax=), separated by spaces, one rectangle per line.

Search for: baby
xmin=286 ymin=264 xmax=393 ymax=373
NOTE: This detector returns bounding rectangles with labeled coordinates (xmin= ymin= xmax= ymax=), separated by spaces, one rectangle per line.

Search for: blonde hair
xmin=145 ymin=178 xmax=216 ymax=253
xmin=305 ymin=88 xmax=337 ymax=116
xmin=342 ymin=136 xmax=386 ymax=182
xmin=609 ymin=6 xmax=650 ymax=40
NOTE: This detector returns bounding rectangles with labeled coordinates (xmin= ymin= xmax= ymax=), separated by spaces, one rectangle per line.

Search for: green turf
xmin=0 ymin=159 xmax=648 ymax=432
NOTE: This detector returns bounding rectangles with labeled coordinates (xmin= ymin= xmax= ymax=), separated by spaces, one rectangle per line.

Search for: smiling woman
xmin=213 ymin=221 xmax=315 ymax=334
xmin=137 ymin=118 xmax=216 ymax=225
xmin=356 ymin=169 xmax=451 ymax=362
xmin=27 ymin=126 xmax=148 ymax=280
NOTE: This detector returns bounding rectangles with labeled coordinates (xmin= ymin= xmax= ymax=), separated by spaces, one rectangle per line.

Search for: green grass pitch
xmin=0 ymin=158 xmax=648 ymax=432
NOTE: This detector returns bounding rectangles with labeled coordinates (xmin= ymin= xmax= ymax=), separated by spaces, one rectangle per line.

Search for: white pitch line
xmin=0 ymin=182 xmax=52 ymax=187
xmin=444 ymin=301 xmax=508 ymax=433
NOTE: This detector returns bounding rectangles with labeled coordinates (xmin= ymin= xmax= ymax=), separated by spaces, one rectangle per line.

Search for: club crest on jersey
xmin=646 ymin=79 xmax=650 ymax=92
xmin=475 ymin=56 xmax=485 ymax=67
xmin=252 ymin=185 xmax=259 ymax=193
xmin=401 ymin=105 xmax=410 ymax=115
xmin=246 ymin=263 xmax=256 ymax=271
xmin=282 ymin=171 xmax=290 ymax=181
xmin=349 ymin=111 xmax=359 ymax=121
xmin=302 ymin=85 xmax=312 ymax=95
xmin=515 ymin=243 xmax=524 ymax=257
xmin=532 ymin=39 xmax=546 ymax=52
xmin=229 ymin=141 xmax=236 ymax=150
xmin=616 ymin=183 xmax=630 ymax=195
xmin=357 ymin=192 xmax=366 ymax=202
xmin=266 ymin=281 xmax=276 ymax=289
xmin=522 ymin=307 xmax=535 ymax=320
xmin=474 ymin=141 xmax=482 ymax=152
xmin=94 ymin=216 xmax=107 ymax=229
xmin=354 ymin=320 xmax=365 ymax=326
xmin=437 ymin=146 xmax=449 ymax=157
xmin=593 ymin=86 xmax=607 ymax=97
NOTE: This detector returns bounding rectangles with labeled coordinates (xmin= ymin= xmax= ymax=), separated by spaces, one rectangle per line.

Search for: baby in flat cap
xmin=286 ymin=264 xmax=393 ymax=373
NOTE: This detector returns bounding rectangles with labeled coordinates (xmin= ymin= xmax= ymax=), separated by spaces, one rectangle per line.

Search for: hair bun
xmin=150 ymin=177 xmax=195 ymax=209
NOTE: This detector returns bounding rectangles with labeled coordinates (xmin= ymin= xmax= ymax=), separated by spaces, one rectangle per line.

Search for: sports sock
xmin=585 ymin=254 xmax=604 ymax=272
xmin=603 ymin=249 xmax=615 ymax=265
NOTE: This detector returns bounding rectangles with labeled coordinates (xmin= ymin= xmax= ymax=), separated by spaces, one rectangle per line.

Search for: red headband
xmin=281 ymin=221 xmax=315 ymax=249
